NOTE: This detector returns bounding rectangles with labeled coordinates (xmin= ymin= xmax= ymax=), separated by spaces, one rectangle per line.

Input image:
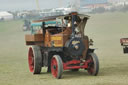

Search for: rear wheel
xmin=51 ymin=55 xmax=63 ymax=79
xmin=28 ymin=46 xmax=42 ymax=74
xmin=87 ymin=53 xmax=99 ymax=76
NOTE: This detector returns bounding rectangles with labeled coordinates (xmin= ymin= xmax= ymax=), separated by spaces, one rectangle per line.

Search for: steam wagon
xmin=25 ymin=12 xmax=99 ymax=79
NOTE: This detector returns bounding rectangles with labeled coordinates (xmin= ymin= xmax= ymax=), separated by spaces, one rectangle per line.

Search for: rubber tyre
xmin=87 ymin=53 xmax=99 ymax=76
xmin=51 ymin=55 xmax=63 ymax=79
xmin=28 ymin=46 xmax=42 ymax=74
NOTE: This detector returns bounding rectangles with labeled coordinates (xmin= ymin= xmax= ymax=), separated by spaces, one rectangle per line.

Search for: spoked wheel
xmin=28 ymin=46 xmax=42 ymax=74
xmin=51 ymin=55 xmax=63 ymax=79
xmin=87 ymin=53 xmax=99 ymax=76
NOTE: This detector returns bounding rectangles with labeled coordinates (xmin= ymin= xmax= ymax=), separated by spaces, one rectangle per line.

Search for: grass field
xmin=0 ymin=12 xmax=128 ymax=85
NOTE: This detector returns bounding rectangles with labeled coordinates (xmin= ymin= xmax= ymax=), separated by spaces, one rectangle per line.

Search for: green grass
xmin=0 ymin=12 xmax=128 ymax=85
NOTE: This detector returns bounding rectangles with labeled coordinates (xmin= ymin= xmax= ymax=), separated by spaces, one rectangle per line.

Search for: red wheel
xmin=51 ymin=55 xmax=63 ymax=79
xmin=28 ymin=46 xmax=42 ymax=74
xmin=87 ymin=53 xmax=99 ymax=76
xmin=28 ymin=47 xmax=34 ymax=72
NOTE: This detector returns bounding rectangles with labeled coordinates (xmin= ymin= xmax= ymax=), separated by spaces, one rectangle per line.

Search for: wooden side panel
xmin=51 ymin=27 xmax=72 ymax=46
xmin=25 ymin=34 xmax=43 ymax=45
xmin=51 ymin=35 xmax=63 ymax=47
xmin=46 ymin=27 xmax=72 ymax=47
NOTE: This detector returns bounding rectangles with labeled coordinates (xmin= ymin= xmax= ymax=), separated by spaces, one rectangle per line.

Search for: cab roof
xmin=33 ymin=12 xmax=90 ymax=23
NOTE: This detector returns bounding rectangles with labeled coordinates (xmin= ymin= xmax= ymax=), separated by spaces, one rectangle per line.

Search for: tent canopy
xmin=0 ymin=11 xmax=12 ymax=16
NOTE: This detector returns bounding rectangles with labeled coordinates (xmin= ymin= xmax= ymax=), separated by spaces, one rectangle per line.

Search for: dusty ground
xmin=0 ymin=12 xmax=128 ymax=85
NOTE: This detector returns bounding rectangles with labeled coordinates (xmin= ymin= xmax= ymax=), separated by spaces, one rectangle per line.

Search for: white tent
xmin=0 ymin=11 xmax=13 ymax=20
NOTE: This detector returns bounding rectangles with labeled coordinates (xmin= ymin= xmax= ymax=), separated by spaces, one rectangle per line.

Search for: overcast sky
xmin=0 ymin=0 xmax=72 ymax=11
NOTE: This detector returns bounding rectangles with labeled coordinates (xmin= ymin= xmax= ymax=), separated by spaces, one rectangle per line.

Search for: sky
xmin=0 ymin=0 xmax=71 ymax=11
xmin=1 ymin=0 xmax=122 ymax=11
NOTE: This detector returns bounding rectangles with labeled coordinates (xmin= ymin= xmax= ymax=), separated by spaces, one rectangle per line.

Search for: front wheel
xmin=87 ymin=53 xmax=99 ymax=76
xmin=51 ymin=55 xmax=63 ymax=79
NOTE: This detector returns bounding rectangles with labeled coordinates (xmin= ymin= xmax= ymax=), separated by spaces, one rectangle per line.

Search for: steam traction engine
xmin=25 ymin=12 xmax=99 ymax=79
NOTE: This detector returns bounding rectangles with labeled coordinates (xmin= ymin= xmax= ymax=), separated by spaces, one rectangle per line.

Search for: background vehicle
xmin=23 ymin=19 xmax=31 ymax=31
xmin=120 ymin=38 xmax=128 ymax=53
xmin=25 ymin=12 xmax=99 ymax=79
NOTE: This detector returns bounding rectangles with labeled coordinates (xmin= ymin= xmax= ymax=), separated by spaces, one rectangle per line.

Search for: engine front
xmin=65 ymin=37 xmax=85 ymax=57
